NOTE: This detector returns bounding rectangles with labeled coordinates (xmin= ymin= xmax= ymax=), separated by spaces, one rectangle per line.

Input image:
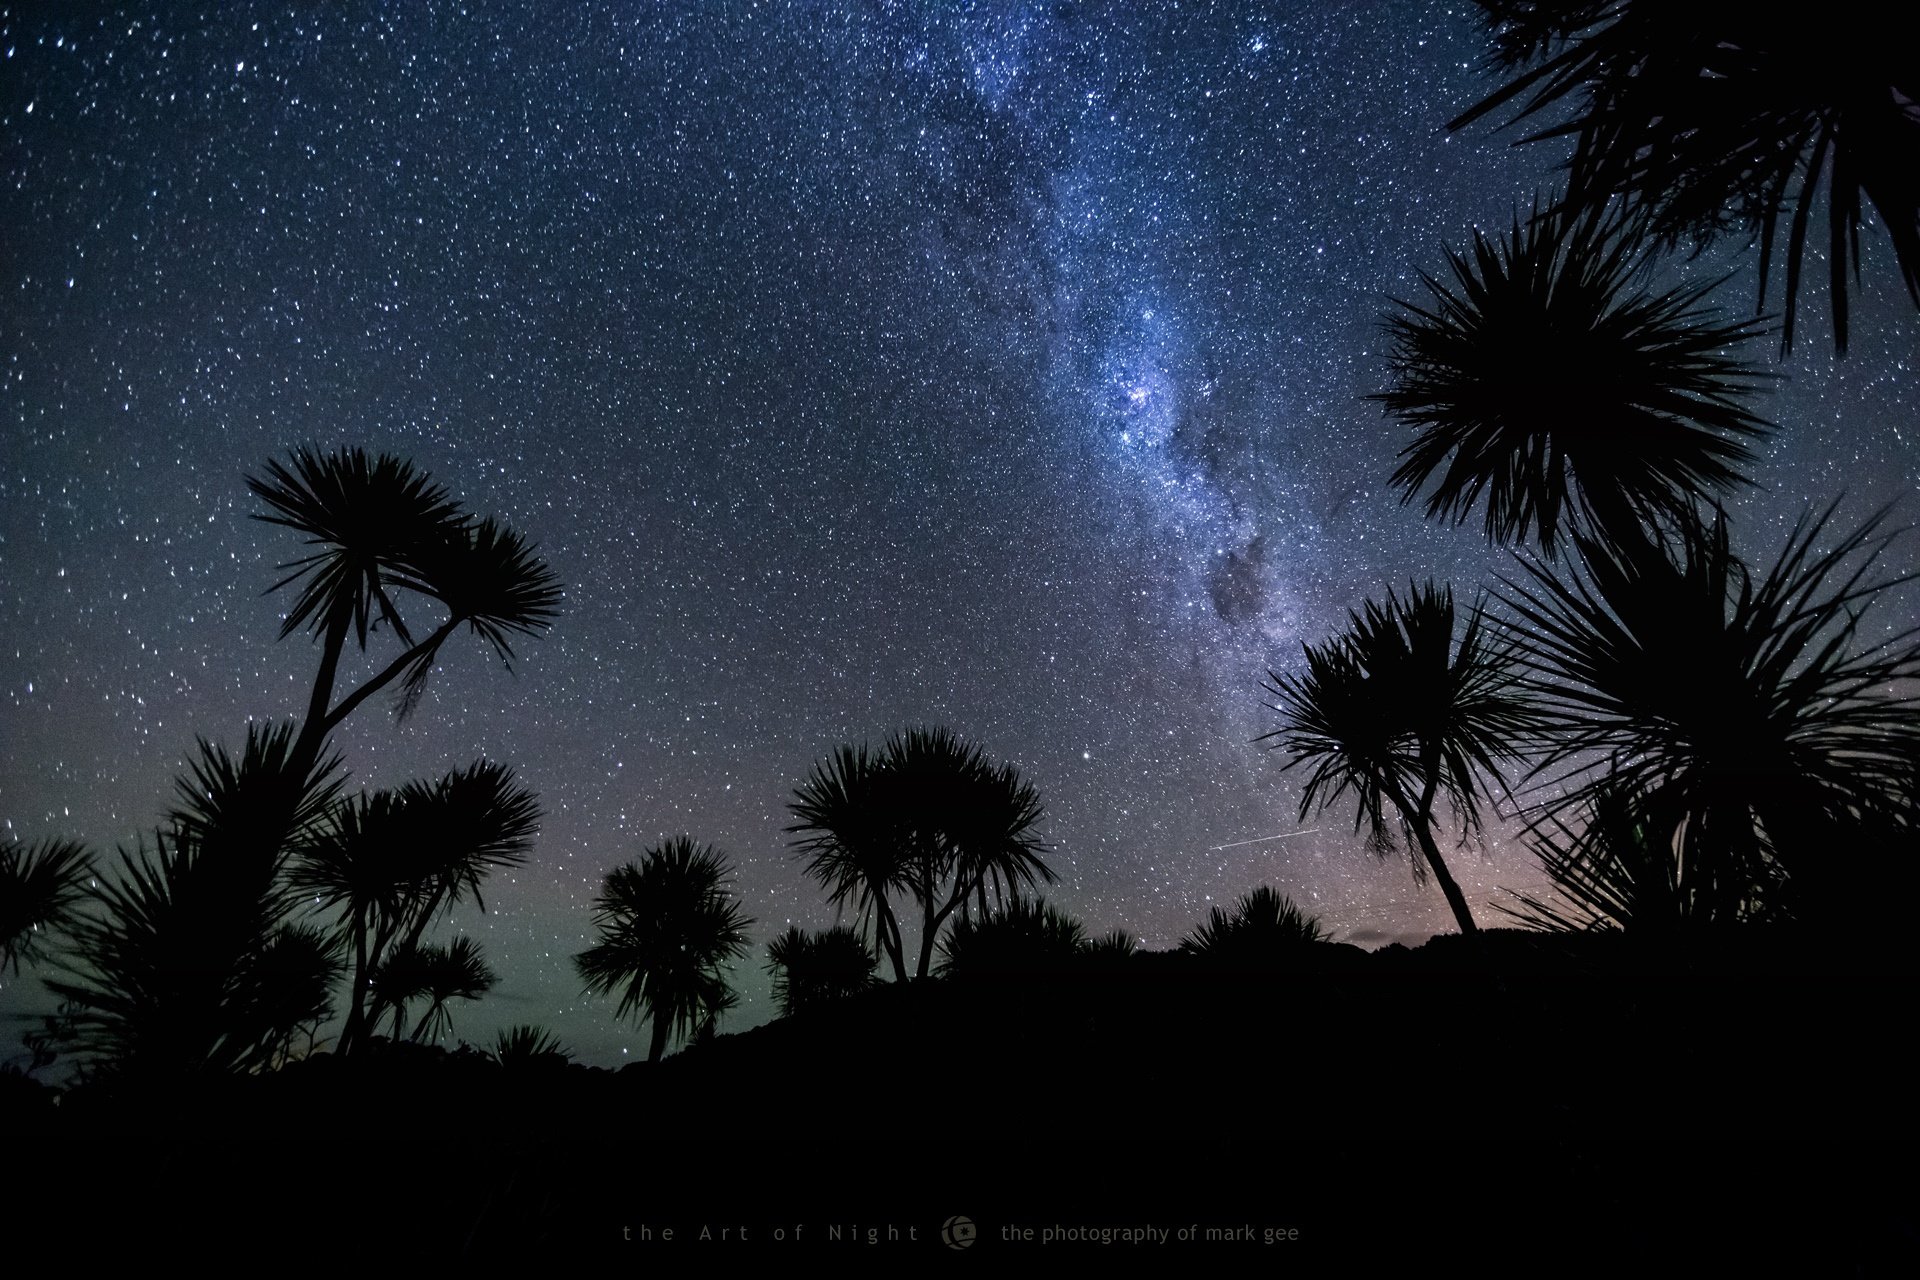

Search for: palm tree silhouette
xmin=574 ymin=838 xmax=752 ymax=1063
xmin=789 ymin=728 xmax=1054 ymax=981
xmin=1261 ymin=583 xmax=1536 ymax=935
xmin=1497 ymin=503 xmax=1920 ymax=928
xmin=369 ymin=936 xmax=497 ymax=1043
xmin=1180 ymin=886 xmax=1328 ymax=969
xmin=1374 ymin=204 xmax=1773 ymax=556
xmin=1450 ymin=3 xmax=1920 ymax=354
xmin=46 ymin=724 xmax=346 ymax=1074
xmin=291 ymin=761 xmax=539 ymax=1054
xmin=787 ymin=745 xmax=911 ymax=982
xmin=764 ymin=925 xmax=878 ymax=1017
xmin=1 ymin=838 xmax=92 ymax=976
xmin=247 ymin=447 xmax=562 ymax=769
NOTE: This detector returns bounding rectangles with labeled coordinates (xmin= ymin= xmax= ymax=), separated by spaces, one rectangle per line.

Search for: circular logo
xmin=941 ymin=1215 xmax=978 ymax=1250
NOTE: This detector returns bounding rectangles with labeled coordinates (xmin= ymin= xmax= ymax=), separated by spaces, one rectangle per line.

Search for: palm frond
xmin=1 ymin=838 xmax=94 ymax=975
xmin=247 ymin=446 xmax=466 ymax=647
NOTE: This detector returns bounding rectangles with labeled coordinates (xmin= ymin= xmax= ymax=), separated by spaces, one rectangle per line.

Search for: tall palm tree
xmin=291 ymin=761 xmax=539 ymax=1054
xmin=763 ymin=925 xmax=878 ymax=1017
xmin=1261 ymin=583 xmax=1536 ymax=935
xmin=1 ymin=838 xmax=93 ymax=975
xmin=1449 ymin=2 xmax=1920 ymax=354
xmin=574 ymin=838 xmax=753 ymax=1063
xmin=46 ymin=724 xmax=345 ymax=1074
xmin=1496 ymin=503 xmax=1920 ymax=929
xmin=1373 ymin=204 xmax=1773 ymax=556
xmin=247 ymin=447 xmax=562 ymax=769
xmin=1180 ymin=886 xmax=1328 ymax=969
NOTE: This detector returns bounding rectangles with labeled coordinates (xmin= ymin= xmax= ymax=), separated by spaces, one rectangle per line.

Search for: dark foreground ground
xmin=6 ymin=930 xmax=1914 ymax=1269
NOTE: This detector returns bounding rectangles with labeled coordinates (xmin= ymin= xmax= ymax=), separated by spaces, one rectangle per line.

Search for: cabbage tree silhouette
xmin=763 ymin=925 xmax=878 ymax=1017
xmin=1497 ymin=503 xmax=1920 ymax=928
xmin=789 ymin=728 xmax=1054 ymax=981
xmin=1450 ymin=2 xmax=1920 ymax=354
xmin=1 ymin=838 xmax=92 ymax=976
xmin=1261 ymin=583 xmax=1536 ymax=934
xmin=45 ymin=723 xmax=346 ymax=1074
xmin=291 ymin=761 xmax=538 ymax=1054
xmin=1374 ymin=204 xmax=1772 ymax=556
xmin=936 ymin=896 xmax=1086 ymax=979
xmin=1179 ymin=886 xmax=1328 ymax=969
xmin=574 ymin=838 xmax=753 ymax=1062
xmin=247 ymin=447 xmax=562 ymax=769
xmin=368 ymin=936 xmax=497 ymax=1043
xmin=787 ymin=745 xmax=911 ymax=981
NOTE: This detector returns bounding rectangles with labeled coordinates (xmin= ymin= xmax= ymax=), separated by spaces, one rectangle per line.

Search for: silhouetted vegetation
xmin=1452 ymin=2 xmax=1920 ymax=353
xmin=936 ymin=896 xmax=1087 ymax=978
xmin=1262 ymin=583 xmax=1536 ymax=934
xmin=1374 ymin=202 xmax=1773 ymax=555
xmin=32 ymin=450 xmax=557 ymax=1077
xmin=1 ymin=837 xmax=92 ymax=976
xmin=1497 ymin=503 xmax=1920 ymax=930
xmin=7 ymin=16 xmax=1915 ymax=1262
xmin=763 ymin=924 xmax=878 ymax=1016
xmin=1180 ymin=886 xmax=1329 ymax=970
xmin=788 ymin=727 xmax=1055 ymax=980
xmin=573 ymin=838 xmax=753 ymax=1063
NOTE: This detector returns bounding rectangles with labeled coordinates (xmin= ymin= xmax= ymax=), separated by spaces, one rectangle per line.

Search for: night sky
xmin=4 ymin=1 xmax=1915 ymax=1067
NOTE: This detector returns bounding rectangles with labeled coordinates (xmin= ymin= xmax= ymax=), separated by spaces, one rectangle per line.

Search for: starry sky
xmin=4 ymin=1 xmax=1916 ymax=1067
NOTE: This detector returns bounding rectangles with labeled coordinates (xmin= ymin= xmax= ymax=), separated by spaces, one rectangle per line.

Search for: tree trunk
xmin=338 ymin=904 xmax=371 ymax=1055
xmin=646 ymin=1012 xmax=672 ymax=1063
xmin=1410 ymin=816 xmax=1479 ymax=936
xmin=1391 ymin=772 xmax=1479 ymax=936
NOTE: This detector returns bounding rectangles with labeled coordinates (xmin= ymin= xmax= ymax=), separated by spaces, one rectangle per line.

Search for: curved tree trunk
xmin=646 ymin=1012 xmax=672 ymax=1063
xmin=1410 ymin=816 xmax=1479 ymax=935
xmin=1390 ymin=774 xmax=1479 ymax=936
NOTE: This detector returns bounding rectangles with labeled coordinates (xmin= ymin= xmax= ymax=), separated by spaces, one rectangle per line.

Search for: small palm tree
xmin=574 ymin=838 xmax=753 ymax=1063
xmin=936 ymin=897 xmax=1087 ymax=979
xmin=1 ymin=838 xmax=93 ymax=975
xmin=1374 ymin=204 xmax=1772 ymax=556
xmin=764 ymin=925 xmax=878 ymax=1017
xmin=248 ymin=447 xmax=562 ymax=768
xmin=1262 ymin=583 xmax=1536 ymax=935
xmin=1180 ymin=886 xmax=1328 ymax=969
xmin=369 ymin=936 xmax=496 ymax=1043
xmin=1497 ymin=503 xmax=1920 ymax=928
xmin=1450 ymin=2 xmax=1920 ymax=354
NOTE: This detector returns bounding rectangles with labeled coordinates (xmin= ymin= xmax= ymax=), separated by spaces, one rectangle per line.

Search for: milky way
xmin=5 ymin=1 xmax=1915 ymax=1064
